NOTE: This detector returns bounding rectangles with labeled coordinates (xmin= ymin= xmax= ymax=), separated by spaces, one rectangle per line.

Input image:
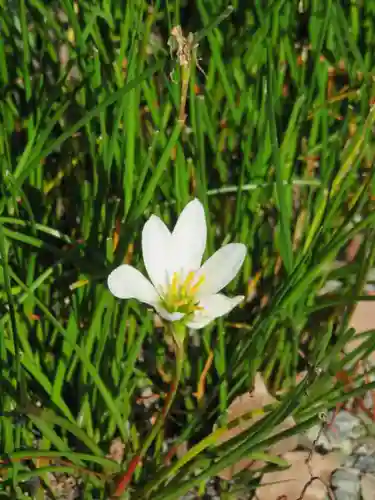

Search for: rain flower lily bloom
xmin=107 ymin=199 xmax=246 ymax=329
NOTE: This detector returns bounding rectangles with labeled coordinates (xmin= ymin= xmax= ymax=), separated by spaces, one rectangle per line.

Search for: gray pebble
xmin=331 ymin=468 xmax=361 ymax=500
xmin=304 ymin=423 xmax=333 ymax=451
xmin=327 ymin=412 xmax=364 ymax=442
xmin=346 ymin=454 xmax=375 ymax=473
xmin=332 ymin=493 xmax=361 ymax=500
xmin=303 ymin=411 xmax=364 ymax=454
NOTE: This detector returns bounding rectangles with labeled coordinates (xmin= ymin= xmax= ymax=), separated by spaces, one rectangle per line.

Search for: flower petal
xmin=187 ymin=294 xmax=244 ymax=329
xmin=195 ymin=243 xmax=246 ymax=297
xmin=107 ymin=264 xmax=159 ymax=305
xmin=154 ymin=305 xmax=185 ymax=323
xmin=142 ymin=215 xmax=171 ymax=289
xmin=170 ymin=199 xmax=207 ymax=276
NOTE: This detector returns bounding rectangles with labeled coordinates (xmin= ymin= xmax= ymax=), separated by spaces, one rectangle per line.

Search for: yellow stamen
xmin=183 ymin=271 xmax=196 ymax=290
xmin=170 ymin=272 xmax=179 ymax=299
xmin=174 ymin=298 xmax=190 ymax=307
xmin=190 ymin=274 xmax=205 ymax=295
xmin=160 ymin=271 xmax=206 ymax=316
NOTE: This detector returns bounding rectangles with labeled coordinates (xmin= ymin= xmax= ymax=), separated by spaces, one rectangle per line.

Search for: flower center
xmin=160 ymin=270 xmax=205 ymax=315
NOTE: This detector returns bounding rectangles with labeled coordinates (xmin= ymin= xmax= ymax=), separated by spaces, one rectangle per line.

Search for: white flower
xmin=107 ymin=199 xmax=246 ymax=329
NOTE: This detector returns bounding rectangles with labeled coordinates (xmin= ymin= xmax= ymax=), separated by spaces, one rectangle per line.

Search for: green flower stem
xmin=139 ymin=327 xmax=185 ymax=456
xmin=111 ymin=323 xmax=186 ymax=497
